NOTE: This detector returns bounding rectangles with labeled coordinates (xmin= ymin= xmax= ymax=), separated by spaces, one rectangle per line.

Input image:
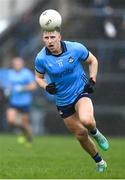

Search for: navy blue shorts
xmin=57 ymin=92 xmax=91 ymax=119
xmin=8 ymin=104 xmax=30 ymax=113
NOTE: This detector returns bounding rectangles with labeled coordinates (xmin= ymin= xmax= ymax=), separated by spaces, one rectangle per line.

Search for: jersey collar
xmin=45 ymin=41 xmax=67 ymax=56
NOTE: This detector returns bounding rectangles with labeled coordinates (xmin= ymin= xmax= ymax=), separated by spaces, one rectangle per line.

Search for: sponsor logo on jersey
xmin=52 ymin=68 xmax=74 ymax=77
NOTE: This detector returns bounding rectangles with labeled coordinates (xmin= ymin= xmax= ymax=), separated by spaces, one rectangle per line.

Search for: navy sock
xmin=93 ymin=152 xmax=102 ymax=163
xmin=90 ymin=128 xmax=97 ymax=135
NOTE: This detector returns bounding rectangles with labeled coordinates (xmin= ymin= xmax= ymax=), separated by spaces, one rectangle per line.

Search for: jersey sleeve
xmin=76 ymin=42 xmax=89 ymax=62
xmin=35 ymin=56 xmax=45 ymax=74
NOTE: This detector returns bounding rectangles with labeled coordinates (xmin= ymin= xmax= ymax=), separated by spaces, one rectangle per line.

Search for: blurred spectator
xmin=5 ymin=57 xmax=37 ymax=146
xmin=92 ymin=0 xmax=109 ymax=9
xmin=119 ymin=14 xmax=125 ymax=40
xmin=103 ymin=7 xmax=117 ymax=38
xmin=92 ymin=0 xmax=117 ymax=39
xmin=13 ymin=11 xmax=36 ymax=57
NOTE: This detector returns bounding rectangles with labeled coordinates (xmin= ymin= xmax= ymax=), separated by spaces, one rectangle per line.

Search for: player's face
xmin=42 ymin=31 xmax=62 ymax=55
xmin=12 ymin=57 xmax=24 ymax=71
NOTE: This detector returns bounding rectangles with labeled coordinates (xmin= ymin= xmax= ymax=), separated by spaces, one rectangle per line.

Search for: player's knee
xmin=80 ymin=115 xmax=95 ymax=129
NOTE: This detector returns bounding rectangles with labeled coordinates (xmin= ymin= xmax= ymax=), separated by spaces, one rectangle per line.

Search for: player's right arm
xmin=35 ymin=71 xmax=47 ymax=90
xmin=35 ymin=71 xmax=57 ymax=94
xmin=35 ymin=55 xmax=57 ymax=94
xmin=35 ymin=54 xmax=48 ymax=90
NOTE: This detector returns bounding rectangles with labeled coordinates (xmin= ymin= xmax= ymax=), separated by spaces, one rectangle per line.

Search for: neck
xmin=52 ymin=42 xmax=62 ymax=55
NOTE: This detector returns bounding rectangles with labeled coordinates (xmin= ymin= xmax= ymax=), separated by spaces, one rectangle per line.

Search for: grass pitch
xmin=0 ymin=134 xmax=125 ymax=179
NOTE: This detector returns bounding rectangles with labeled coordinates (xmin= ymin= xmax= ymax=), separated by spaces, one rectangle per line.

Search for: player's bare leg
xmin=6 ymin=108 xmax=26 ymax=144
xmin=75 ymin=97 xmax=109 ymax=151
xmin=64 ymin=113 xmax=107 ymax=172
xmin=21 ymin=113 xmax=33 ymax=144
xmin=64 ymin=113 xmax=97 ymax=156
xmin=6 ymin=108 xmax=32 ymax=145
xmin=6 ymin=108 xmax=23 ymax=130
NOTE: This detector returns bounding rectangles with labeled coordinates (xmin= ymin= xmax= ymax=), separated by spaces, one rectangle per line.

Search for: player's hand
xmin=84 ymin=78 xmax=95 ymax=93
xmin=46 ymin=83 xmax=57 ymax=94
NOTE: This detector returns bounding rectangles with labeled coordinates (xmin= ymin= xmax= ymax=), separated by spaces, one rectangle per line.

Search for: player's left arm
xmin=23 ymin=71 xmax=37 ymax=92
xmin=86 ymin=51 xmax=98 ymax=83
xmin=24 ymin=82 xmax=37 ymax=91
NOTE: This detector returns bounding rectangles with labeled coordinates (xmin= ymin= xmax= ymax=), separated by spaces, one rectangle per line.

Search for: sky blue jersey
xmin=8 ymin=68 xmax=35 ymax=106
xmin=35 ymin=41 xmax=89 ymax=106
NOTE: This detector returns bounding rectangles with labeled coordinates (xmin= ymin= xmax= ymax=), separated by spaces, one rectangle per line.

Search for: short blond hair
xmin=42 ymin=26 xmax=61 ymax=33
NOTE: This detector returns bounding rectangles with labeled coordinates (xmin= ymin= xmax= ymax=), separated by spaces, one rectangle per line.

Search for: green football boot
xmin=96 ymin=160 xmax=107 ymax=172
xmin=93 ymin=130 xmax=109 ymax=151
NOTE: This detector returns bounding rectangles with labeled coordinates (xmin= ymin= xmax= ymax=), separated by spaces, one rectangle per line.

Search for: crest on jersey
xmin=68 ymin=56 xmax=74 ymax=63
